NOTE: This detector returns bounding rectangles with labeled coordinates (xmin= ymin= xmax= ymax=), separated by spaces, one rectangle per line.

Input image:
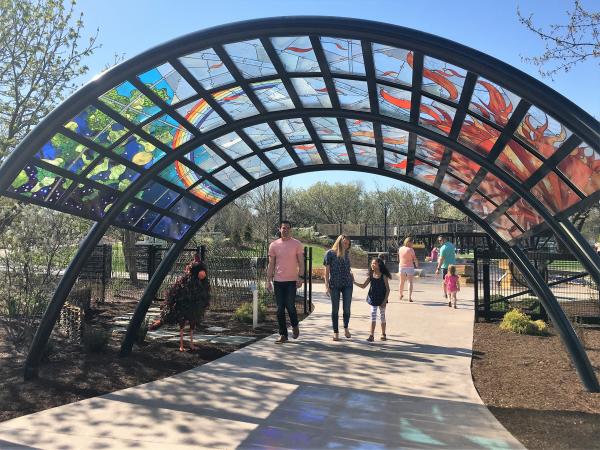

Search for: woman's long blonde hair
xmin=332 ymin=234 xmax=351 ymax=258
xmin=403 ymin=236 xmax=413 ymax=247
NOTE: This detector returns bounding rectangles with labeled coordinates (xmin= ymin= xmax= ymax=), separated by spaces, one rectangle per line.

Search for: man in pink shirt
xmin=267 ymin=220 xmax=305 ymax=344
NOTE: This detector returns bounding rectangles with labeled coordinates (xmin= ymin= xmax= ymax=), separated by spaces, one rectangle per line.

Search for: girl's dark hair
xmin=369 ymin=257 xmax=391 ymax=279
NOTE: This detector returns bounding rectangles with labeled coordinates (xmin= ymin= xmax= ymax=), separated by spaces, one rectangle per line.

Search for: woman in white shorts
xmin=398 ymin=237 xmax=419 ymax=302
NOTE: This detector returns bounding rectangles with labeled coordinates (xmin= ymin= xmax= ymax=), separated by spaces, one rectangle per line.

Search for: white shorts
xmin=399 ymin=267 xmax=415 ymax=276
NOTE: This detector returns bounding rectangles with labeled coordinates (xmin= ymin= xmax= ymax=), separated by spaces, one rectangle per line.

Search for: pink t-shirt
xmin=269 ymin=238 xmax=304 ymax=282
xmin=444 ymin=274 xmax=459 ymax=293
xmin=398 ymin=246 xmax=417 ymax=268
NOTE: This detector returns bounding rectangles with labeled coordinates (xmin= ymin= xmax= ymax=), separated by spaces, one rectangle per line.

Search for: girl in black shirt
xmin=354 ymin=258 xmax=391 ymax=342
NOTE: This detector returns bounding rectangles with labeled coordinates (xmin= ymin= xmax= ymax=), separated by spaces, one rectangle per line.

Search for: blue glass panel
xmin=87 ymin=158 xmax=140 ymax=191
xmin=353 ymin=145 xmax=377 ymax=167
xmin=184 ymin=145 xmax=225 ymax=173
xmin=322 ymin=143 xmax=350 ymax=164
xmin=179 ymin=48 xmax=235 ymax=89
xmin=214 ymin=165 xmax=248 ymax=190
xmin=135 ymin=182 xmax=179 ymax=209
xmin=68 ymin=106 xmax=128 ymax=148
xmin=294 ymin=145 xmax=322 ymax=165
xmin=113 ymin=136 xmax=165 ymax=168
xmin=159 ymin=161 xmax=202 ymax=189
xmin=384 ymin=150 xmax=407 ymax=174
xmin=271 ymin=36 xmax=320 ymax=72
xmin=190 ymin=179 xmax=226 ymax=204
xmin=346 ymin=119 xmax=374 ymax=144
xmin=264 ymin=148 xmax=296 ymax=170
xmin=381 ymin=125 xmax=409 ymax=152
xmin=35 ymin=134 xmax=98 ymax=174
xmin=440 ymin=175 xmax=468 ymax=200
xmin=372 ymin=43 xmax=413 ymax=86
xmin=116 ymin=203 xmax=150 ymax=228
xmin=412 ymin=160 xmax=438 ymax=185
xmin=224 ymin=39 xmax=277 ymax=78
xmin=99 ymin=81 xmax=160 ymax=125
xmin=137 ymin=209 xmax=161 ymax=230
xmin=244 ymin=123 xmax=281 ymax=149
xmin=334 ymin=79 xmax=370 ymax=111
xmin=276 ymin=119 xmax=310 ymax=143
xmin=142 ymin=114 xmax=192 ymax=148
xmin=320 ymin=37 xmax=365 ymax=75
xmin=419 ymin=96 xmax=456 ymax=136
xmin=311 ymin=117 xmax=343 ymax=141
xmin=62 ymin=183 xmax=117 ymax=219
xmin=213 ymin=86 xmax=259 ymax=120
xmin=290 ymin=78 xmax=332 ymax=108
xmin=138 ymin=63 xmax=195 ymax=105
xmin=251 ymin=79 xmax=294 ymax=112
xmin=238 ymin=155 xmax=272 ymax=179
xmin=176 ymin=98 xmax=226 ymax=135
xmin=170 ymin=196 xmax=207 ymax=221
xmin=422 ymin=56 xmax=467 ymax=102
xmin=212 ymin=132 xmax=253 ymax=158
xmin=378 ymin=84 xmax=411 ymax=120
xmin=152 ymin=216 xmax=191 ymax=240
xmin=470 ymin=77 xmax=520 ymax=127
xmin=9 ymin=164 xmax=73 ymax=204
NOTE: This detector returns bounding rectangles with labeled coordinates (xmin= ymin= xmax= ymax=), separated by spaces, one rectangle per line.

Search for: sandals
xmin=333 ymin=334 xmax=340 ymax=341
xmin=380 ymin=334 xmax=387 ymax=341
xmin=344 ymin=328 xmax=351 ymax=339
xmin=366 ymin=335 xmax=374 ymax=342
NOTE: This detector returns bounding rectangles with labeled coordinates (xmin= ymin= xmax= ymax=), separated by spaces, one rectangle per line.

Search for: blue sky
xmin=79 ymin=0 xmax=598 ymax=191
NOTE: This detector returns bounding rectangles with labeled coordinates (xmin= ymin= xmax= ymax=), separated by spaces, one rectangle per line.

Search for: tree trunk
xmin=122 ymin=230 xmax=139 ymax=283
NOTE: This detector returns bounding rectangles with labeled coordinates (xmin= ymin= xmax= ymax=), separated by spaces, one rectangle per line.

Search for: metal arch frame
xmin=119 ymin=164 xmax=600 ymax=392
xmin=0 ymin=17 xmax=594 ymax=378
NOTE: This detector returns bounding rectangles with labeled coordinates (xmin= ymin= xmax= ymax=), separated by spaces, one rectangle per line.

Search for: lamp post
xmin=383 ymin=202 xmax=388 ymax=254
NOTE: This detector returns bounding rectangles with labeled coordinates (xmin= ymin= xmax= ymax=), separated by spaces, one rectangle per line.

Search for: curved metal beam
xmin=120 ymin=165 xmax=599 ymax=392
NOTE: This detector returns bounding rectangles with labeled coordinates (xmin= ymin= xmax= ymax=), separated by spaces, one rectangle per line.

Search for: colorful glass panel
xmin=384 ymin=151 xmax=407 ymax=174
xmin=213 ymin=87 xmax=259 ymax=120
xmin=35 ymin=134 xmax=98 ymax=174
xmin=264 ymin=148 xmax=296 ymax=170
xmin=294 ymin=144 xmax=322 ymax=165
xmin=322 ymin=143 xmax=350 ymax=164
xmin=177 ymin=98 xmax=226 ymax=134
xmin=224 ymin=39 xmax=277 ymax=78
xmin=251 ymin=79 xmax=294 ymax=112
xmin=506 ymin=198 xmax=544 ymax=232
xmin=212 ymin=132 xmax=253 ymax=158
xmin=490 ymin=214 xmax=523 ymax=241
xmin=346 ymin=119 xmax=374 ymax=144
xmin=152 ymin=216 xmax=191 ymax=240
xmin=372 ymin=43 xmax=412 ymax=86
xmin=412 ymin=160 xmax=438 ymax=185
xmin=419 ymin=96 xmax=456 ymax=136
xmin=557 ymin=142 xmax=600 ymax=196
xmin=238 ymin=155 xmax=272 ymax=179
xmin=516 ymin=105 xmax=572 ymax=158
xmin=142 ymin=114 xmax=191 ymax=149
xmin=467 ymin=192 xmax=496 ymax=218
xmin=9 ymin=164 xmax=73 ymax=204
xmin=169 ymin=197 xmax=207 ymax=221
xmin=422 ymin=56 xmax=467 ymax=103
xmin=459 ymin=114 xmax=501 ymax=156
xmin=381 ymin=125 xmax=409 ymax=152
xmin=415 ymin=136 xmax=445 ymax=166
xmin=87 ymin=158 xmax=140 ymax=191
xmin=214 ymin=165 xmax=248 ymax=190
xmin=271 ymin=36 xmax=319 ymax=72
xmin=531 ymin=171 xmax=581 ymax=213
xmin=62 ymin=183 xmax=117 ymax=219
xmin=138 ymin=63 xmax=195 ymax=105
xmin=334 ymin=79 xmax=370 ymax=111
xmin=470 ymin=77 xmax=520 ymax=127
xmin=353 ymin=145 xmax=377 ymax=167
xmin=159 ymin=161 xmax=201 ymax=190
xmin=290 ymin=78 xmax=332 ymax=108
xmin=184 ymin=146 xmax=225 ymax=173
xmin=320 ymin=37 xmax=365 ymax=75
xmin=496 ymin=141 xmax=543 ymax=182
xmin=113 ymin=136 xmax=165 ymax=168
xmin=244 ymin=123 xmax=281 ymax=149
xmin=190 ymin=179 xmax=226 ymax=204
xmin=311 ymin=117 xmax=343 ymax=140
xmin=68 ymin=106 xmax=128 ymax=148
xmin=378 ymin=84 xmax=411 ymax=121
xmin=440 ymin=175 xmax=468 ymax=200
xmin=99 ymin=81 xmax=160 ymax=125
xmin=478 ymin=172 xmax=514 ymax=205
xmin=276 ymin=119 xmax=311 ymax=143
xmin=135 ymin=182 xmax=179 ymax=209
xmin=116 ymin=203 xmax=156 ymax=229
xmin=447 ymin=152 xmax=480 ymax=184
xmin=179 ymin=48 xmax=235 ymax=89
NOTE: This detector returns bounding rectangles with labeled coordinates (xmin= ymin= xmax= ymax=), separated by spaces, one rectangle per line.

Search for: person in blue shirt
xmin=434 ymin=235 xmax=457 ymax=305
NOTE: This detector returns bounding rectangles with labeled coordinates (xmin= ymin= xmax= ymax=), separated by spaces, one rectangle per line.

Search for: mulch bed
xmin=471 ymin=322 xmax=600 ymax=449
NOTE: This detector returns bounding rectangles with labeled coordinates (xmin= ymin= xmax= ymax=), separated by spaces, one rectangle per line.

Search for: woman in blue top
xmin=324 ymin=234 xmax=354 ymax=341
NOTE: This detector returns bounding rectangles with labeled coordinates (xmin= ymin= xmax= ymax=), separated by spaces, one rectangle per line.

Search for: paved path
xmin=0 ymin=273 xmax=524 ymax=449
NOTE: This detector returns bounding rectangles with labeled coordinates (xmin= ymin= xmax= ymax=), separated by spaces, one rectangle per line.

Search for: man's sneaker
xmin=275 ymin=335 xmax=288 ymax=344
xmin=292 ymin=326 xmax=300 ymax=339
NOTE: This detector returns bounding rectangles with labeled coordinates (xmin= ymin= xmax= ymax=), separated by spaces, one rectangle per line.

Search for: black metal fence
xmin=474 ymin=249 xmax=600 ymax=322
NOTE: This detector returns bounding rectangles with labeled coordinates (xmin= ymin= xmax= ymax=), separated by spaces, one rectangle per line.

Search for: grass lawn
xmin=305 ymin=244 xmax=326 ymax=266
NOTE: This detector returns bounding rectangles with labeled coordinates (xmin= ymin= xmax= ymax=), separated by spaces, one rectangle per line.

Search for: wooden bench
xmin=453 ymin=264 xmax=474 ymax=284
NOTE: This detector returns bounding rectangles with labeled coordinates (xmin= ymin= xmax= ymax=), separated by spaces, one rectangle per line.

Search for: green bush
xmin=233 ymin=301 xmax=266 ymax=324
xmin=500 ymin=309 xmax=548 ymax=336
xmin=531 ymin=319 xmax=549 ymax=335
xmin=82 ymin=325 xmax=110 ymax=352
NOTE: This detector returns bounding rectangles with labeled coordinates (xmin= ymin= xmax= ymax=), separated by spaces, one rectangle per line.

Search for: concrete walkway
xmin=0 ymin=273 xmax=524 ymax=449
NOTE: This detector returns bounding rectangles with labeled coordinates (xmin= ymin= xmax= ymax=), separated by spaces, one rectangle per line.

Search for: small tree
xmin=243 ymin=223 xmax=253 ymax=243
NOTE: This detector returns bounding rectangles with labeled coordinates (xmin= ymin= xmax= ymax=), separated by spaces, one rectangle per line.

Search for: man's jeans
xmin=330 ymin=285 xmax=353 ymax=333
xmin=273 ymin=281 xmax=299 ymax=337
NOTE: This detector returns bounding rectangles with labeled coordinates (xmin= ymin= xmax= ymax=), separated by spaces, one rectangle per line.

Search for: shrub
xmin=233 ymin=301 xmax=266 ymax=324
xmin=82 ymin=325 xmax=110 ymax=352
xmin=531 ymin=319 xmax=549 ymax=336
xmin=500 ymin=309 xmax=548 ymax=336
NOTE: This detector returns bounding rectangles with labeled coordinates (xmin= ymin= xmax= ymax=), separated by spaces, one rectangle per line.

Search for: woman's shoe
xmin=380 ymin=334 xmax=387 ymax=341
xmin=344 ymin=328 xmax=351 ymax=338
xmin=448 ymin=301 xmax=452 ymax=307
xmin=408 ymin=298 xmax=413 ymax=302
xmin=333 ymin=333 xmax=340 ymax=341
xmin=366 ymin=335 xmax=374 ymax=342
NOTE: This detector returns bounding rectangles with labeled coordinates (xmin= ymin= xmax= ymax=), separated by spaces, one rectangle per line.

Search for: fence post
xmin=101 ymin=244 xmax=109 ymax=303
xmin=200 ymin=244 xmax=206 ymax=262
xmin=147 ymin=245 xmax=156 ymax=279
xmin=474 ymin=247 xmax=479 ymax=322
xmin=308 ymin=246 xmax=313 ymax=313
xmin=483 ymin=257 xmax=490 ymax=321
xmin=303 ymin=246 xmax=308 ymax=315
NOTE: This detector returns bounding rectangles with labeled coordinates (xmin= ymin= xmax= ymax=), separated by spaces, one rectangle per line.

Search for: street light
xmin=383 ymin=202 xmax=388 ymax=254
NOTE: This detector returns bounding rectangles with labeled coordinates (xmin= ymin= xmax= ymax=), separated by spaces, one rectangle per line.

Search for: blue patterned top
xmin=324 ymin=249 xmax=353 ymax=288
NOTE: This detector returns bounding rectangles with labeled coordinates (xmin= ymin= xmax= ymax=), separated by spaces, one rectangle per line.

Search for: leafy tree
xmin=243 ymin=223 xmax=253 ymax=243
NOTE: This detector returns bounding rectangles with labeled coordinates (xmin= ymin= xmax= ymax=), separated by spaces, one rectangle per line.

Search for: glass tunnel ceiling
xmin=3 ymin=19 xmax=599 ymax=244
